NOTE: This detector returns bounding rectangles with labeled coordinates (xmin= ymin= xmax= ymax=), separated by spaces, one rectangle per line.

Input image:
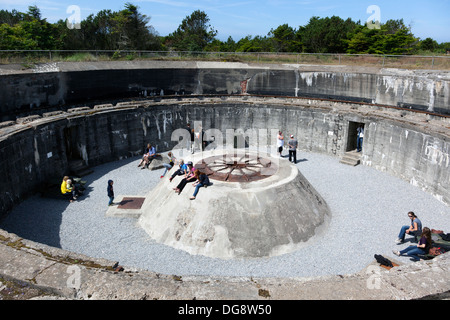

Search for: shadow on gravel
xmin=0 ymin=156 xmax=138 ymax=248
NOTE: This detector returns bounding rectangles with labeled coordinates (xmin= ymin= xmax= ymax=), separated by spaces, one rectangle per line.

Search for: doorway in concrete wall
xmin=340 ymin=121 xmax=364 ymax=166
xmin=346 ymin=121 xmax=365 ymax=152
xmin=64 ymin=127 xmax=91 ymax=176
xmin=64 ymin=127 xmax=82 ymax=161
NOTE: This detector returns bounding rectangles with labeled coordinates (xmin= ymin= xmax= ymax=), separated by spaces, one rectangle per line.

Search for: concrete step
xmin=339 ymin=151 xmax=361 ymax=166
xmin=68 ymin=160 xmax=93 ymax=177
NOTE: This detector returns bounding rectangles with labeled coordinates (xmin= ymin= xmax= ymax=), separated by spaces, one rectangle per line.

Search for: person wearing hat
xmin=288 ymin=134 xmax=298 ymax=164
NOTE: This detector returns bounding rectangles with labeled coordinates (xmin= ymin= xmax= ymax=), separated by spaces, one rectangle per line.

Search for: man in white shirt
xmin=277 ymin=131 xmax=284 ymax=157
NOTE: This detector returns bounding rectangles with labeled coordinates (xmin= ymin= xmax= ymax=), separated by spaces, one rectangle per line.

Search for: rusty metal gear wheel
xmin=194 ymin=152 xmax=278 ymax=182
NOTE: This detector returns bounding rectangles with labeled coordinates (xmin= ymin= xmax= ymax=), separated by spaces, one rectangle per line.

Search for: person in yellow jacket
xmin=61 ymin=176 xmax=76 ymax=202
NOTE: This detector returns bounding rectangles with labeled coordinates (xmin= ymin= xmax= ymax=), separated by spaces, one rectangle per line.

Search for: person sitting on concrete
xmin=173 ymin=165 xmax=197 ymax=194
xmin=169 ymin=159 xmax=187 ymax=182
xmin=190 ymin=171 xmax=210 ymax=200
xmin=396 ymin=211 xmax=422 ymax=244
xmin=142 ymin=144 xmax=156 ymax=169
xmin=161 ymin=152 xmax=176 ymax=178
xmin=61 ymin=176 xmax=81 ymax=202
xmin=393 ymin=227 xmax=432 ymax=261
xmin=138 ymin=143 xmax=151 ymax=167
xmin=61 ymin=176 xmax=73 ymax=202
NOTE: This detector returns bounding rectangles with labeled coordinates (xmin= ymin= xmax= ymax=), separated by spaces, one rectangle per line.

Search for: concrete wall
xmin=1 ymin=62 xmax=449 ymax=122
xmin=361 ymin=119 xmax=450 ymax=204
xmin=1 ymin=98 xmax=449 ymax=217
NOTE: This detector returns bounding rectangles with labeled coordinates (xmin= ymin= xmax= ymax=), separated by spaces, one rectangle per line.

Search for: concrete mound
xmin=138 ymin=149 xmax=331 ymax=259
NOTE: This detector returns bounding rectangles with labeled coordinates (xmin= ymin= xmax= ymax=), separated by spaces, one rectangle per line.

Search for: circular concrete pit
xmin=0 ymin=62 xmax=449 ymax=299
xmin=138 ymin=149 xmax=330 ymax=259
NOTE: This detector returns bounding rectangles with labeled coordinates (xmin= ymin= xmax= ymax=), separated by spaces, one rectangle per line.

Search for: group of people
xmin=393 ymin=211 xmax=432 ymax=261
xmin=185 ymin=123 xmax=208 ymax=154
xmin=168 ymin=159 xmax=210 ymax=200
xmin=137 ymin=143 xmax=212 ymax=200
xmin=277 ymin=131 xmax=298 ymax=164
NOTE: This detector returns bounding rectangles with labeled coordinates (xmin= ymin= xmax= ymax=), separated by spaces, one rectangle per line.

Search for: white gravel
xmin=1 ymin=151 xmax=449 ymax=278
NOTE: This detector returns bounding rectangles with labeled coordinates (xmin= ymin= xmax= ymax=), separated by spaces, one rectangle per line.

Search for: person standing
xmin=288 ymin=134 xmax=298 ymax=164
xmin=185 ymin=123 xmax=193 ymax=152
xmin=356 ymin=124 xmax=364 ymax=152
xmin=189 ymin=124 xmax=195 ymax=154
xmin=277 ymin=131 xmax=284 ymax=157
xmin=107 ymin=180 xmax=114 ymax=206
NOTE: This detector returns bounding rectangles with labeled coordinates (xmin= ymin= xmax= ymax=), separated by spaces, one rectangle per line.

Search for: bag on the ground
xmin=374 ymin=254 xmax=393 ymax=267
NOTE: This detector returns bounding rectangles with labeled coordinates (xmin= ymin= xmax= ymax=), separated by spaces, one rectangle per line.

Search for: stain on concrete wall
xmin=1 ymin=63 xmax=449 ymax=122
xmin=1 ymin=100 xmax=448 ymax=217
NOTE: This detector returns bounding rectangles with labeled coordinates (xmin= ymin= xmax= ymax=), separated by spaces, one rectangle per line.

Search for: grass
xmin=1 ymin=51 xmax=449 ymax=70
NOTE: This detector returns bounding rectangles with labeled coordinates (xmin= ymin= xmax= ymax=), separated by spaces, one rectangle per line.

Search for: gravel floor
xmin=1 ymin=150 xmax=449 ymax=278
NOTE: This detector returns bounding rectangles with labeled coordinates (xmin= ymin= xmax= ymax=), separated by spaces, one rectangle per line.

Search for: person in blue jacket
xmin=169 ymin=159 xmax=188 ymax=182
xmin=107 ymin=180 xmax=114 ymax=206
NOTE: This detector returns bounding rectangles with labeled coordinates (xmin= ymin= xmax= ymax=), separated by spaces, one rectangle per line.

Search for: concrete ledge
xmin=0 ymin=228 xmax=448 ymax=300
xmin=105 ymin=195 xmax=147 ymax=218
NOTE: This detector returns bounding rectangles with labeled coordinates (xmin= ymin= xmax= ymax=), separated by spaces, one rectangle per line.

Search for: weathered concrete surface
xmin=138 ymin=149 xmax=330 ymax=259
xmin=0 ymin=228 xmax=449 ymax=300
xmin=1 ymin=96 xmax=449 ymax=218
xmin=1 ymin=62 xmax=449 ymax=121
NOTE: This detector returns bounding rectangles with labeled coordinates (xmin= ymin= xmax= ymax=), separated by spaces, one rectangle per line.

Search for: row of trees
xmin=1 ymin=4 xmax=449 ymax=55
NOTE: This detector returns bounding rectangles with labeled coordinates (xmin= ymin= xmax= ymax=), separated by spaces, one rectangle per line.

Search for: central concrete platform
xmin=138 ymin=149 xmax=331 ymax=259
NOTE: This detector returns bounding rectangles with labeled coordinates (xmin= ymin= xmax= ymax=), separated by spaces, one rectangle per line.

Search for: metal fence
xmin=1 ymin=50 xmax=449 ymax=70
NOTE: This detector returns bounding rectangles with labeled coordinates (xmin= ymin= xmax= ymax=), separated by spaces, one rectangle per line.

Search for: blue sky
xmin=1 ymin=0 xmax=449 ymax=42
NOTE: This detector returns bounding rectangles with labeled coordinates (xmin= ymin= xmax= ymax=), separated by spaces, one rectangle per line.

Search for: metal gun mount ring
xmin=194 ymin=152 xmax=278 ymax=182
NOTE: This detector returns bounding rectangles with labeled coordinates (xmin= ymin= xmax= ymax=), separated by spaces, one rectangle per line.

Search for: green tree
xmin=0 ymin=6 xmax=60 ymax=50
xmin=57 ymin=4 xmax=161 ymax=51
xmin=0 ymin=9 xmax=23 ymax=26
xmin=0 ymin=23 xmax=37 ymax=49
xmin=268 ymin=24 xmax=302 ymax=52
xmin=346 ymin=19 xmax=417 ymax=55
xmin=111 ymin=3 xmax=160 ymax=50
xmin=235 ymin=35 xmax=272 ymax=52
xmin=346 ymin=25 xmax=383 ymax=54
xmin=420 ymin=38 xmax=438 ymax=51
xmin=298 ymin=16 xmax=358 ymax=53
xmin=167 ymin=10 xmax=217 ymax=51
